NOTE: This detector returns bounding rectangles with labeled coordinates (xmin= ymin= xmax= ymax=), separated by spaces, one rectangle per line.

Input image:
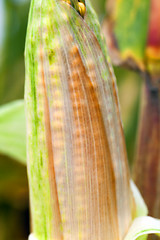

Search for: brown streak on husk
xmin=66 ymin=42 xmax=119 ymax=239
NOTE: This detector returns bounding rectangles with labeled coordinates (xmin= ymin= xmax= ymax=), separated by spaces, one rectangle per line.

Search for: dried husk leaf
xmin=133 ymin=74 xmax=160 ymax=218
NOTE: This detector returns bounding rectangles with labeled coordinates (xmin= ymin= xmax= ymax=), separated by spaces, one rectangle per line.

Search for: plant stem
xmin=133 ymin=73 xmax=160 ymax=218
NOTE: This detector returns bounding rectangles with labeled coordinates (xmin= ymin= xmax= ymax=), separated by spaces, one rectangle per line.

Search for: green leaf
xmin=124 ymin=216 xmax=160 ymax=240
xmin=0 ymin=0 xmax=30 ymax=105
xmin=0 ymin=100 xmax=26 ymax=164
xmin=114 ymin=0 xmax=150 ymax=65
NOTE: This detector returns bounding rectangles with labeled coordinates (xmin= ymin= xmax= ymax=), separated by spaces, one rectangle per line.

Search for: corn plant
xmin=24 ymin=0 xmax=160 ymax=239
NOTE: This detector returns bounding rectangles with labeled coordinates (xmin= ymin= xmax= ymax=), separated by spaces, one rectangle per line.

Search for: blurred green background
xmin=0 ymin=0 xmax=142 ymax=239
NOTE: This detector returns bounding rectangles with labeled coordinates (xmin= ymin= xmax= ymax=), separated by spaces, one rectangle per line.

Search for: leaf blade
xmin=0 ymin=100 xmax=26 ymax=164
xmin=124 ymin=216 xmax=160 ymax=240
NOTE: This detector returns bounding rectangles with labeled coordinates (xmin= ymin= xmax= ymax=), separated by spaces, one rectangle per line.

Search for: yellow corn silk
xmin=25 ymin=0 xmax=133 ymax=239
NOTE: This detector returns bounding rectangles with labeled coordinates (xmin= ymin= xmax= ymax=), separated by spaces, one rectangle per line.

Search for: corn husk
xmin=25 ymin=0 xmax=132 ymax=239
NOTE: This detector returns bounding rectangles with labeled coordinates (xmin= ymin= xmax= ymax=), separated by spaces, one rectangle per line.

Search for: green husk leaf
xmin=130 ymin=180 xmax=148 ymax=219
xmin=0 ymin=100 xmax=26 ymax=164
xmin=124 ymin=216 xmax=160 ymax=240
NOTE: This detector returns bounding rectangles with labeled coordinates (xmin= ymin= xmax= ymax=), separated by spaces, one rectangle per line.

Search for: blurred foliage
xmin=90 ymin=0 xmax=105 ymax=21
xmin=0 ymin=0 xmax=142 ymax=239
xmin=114 ymin=0 xmax=150 ymax=66
xmin=0 ymin=0 xmax=30 ymax=239
xmin=114 ymin=67 xmax=142 ymax=166
xmin=0 ymin=100 xmax=26 ymax=164
xmin=0 ymin=0 xmax=30 ymax=104
xmin=103 ymin=0 xmax=160 ymax=221
xmin=0 ymin=155 xmax=29 ymax=240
